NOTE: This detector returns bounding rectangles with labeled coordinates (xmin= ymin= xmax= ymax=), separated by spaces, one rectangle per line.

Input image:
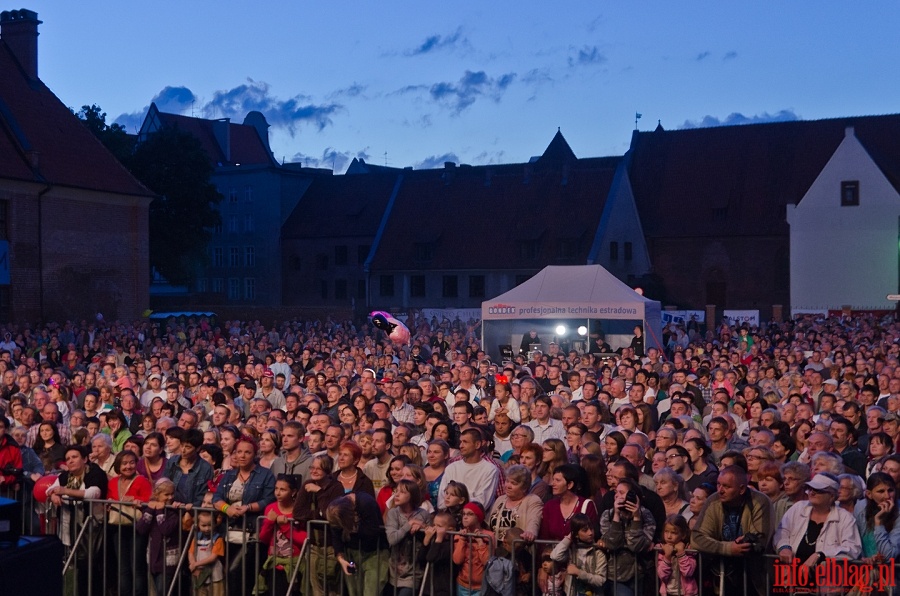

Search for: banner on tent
xmin=484 ymin=301 xmax=642 ymax=319
xmin=661 ymin=310 xmax=705 ymax=325
xmin=724 ymin=310 xmax=760 ymax=326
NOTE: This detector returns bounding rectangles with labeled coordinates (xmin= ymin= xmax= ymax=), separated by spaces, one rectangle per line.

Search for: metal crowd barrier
xmin=27 ymin=497 xmax=900 ymax=596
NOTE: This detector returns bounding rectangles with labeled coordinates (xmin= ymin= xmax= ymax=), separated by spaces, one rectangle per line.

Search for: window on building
xmin=335 ymin=279 xmax=347 ymax=299
xmin=228 ymin=215 xmax=238 ymax=233
xmin=357 ymin=279 xmax=367 ymax=300
xmin=0 ymin=288 xmax=10 ymax=321
xmin=316 ymin=254 xmax=328 ymax=271
xmin=0 ymin=201 xmax=8 ymax=240
xmin=229 ymin=247 xmax=240 ymax=267
xmin=624 ymin=241 xmax=633 ymax=262
xmin=244 ymin=215 xmax=254 ymax=232
xmin=410 ymin=275 xmax=426 ymax=298
xmin=196 ymin=278 xmax=208 ymax=293
xmin=335 ymin=245 xmax=348 ymax=266
xmin=609 ymin=241 xmax=619 ymax=261
xmin=841 ymin=180 xmax=860 ymax=206
xmin=320 ymin=280 xmax=328 ymax=299
xmin=213 ymin=221 xmax=223 ymax=235
xmin=358 ymin=245 xmax=370 ymax=265
xmin=245 ymin=186 xmax=253 ymax=203
xmin=213 ymin=247 xmax=224 ymax=267
xmin=443 ymin=275 xmax=458 ymax=298
xmin=469 ymin=275 xmax=485 ymax=298
xmin=380 ymin=275 xmax=394 ymax=297
xmin=213 ymin=278 xmax=224 ymax=294
xmin=229 ymin=189 xmax=238 ymax=203
xmin=244 ymin=278 xmax=255 ymax=300
xmin=228 ymin=278 xmax=240 ymax=300
xmin=245 ymin=246 xmax=255 ymax=267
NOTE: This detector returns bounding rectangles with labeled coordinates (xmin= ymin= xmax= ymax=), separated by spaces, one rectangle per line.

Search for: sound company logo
xmin=487 ymin=304 xmax=516 ymax=315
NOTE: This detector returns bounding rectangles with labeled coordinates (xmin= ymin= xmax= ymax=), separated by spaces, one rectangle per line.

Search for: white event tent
xmin=481 ymin=265 xmax=662 ymax=361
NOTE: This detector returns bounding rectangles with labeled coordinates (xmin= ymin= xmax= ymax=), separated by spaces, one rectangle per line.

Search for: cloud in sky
xmin=680 ymin=109 xmax=800 ymax=129
xmin=291 ymin=147 xmax=371 ymax=172
xmin=568 ymin=45 xmax=606 ymax=67
xmin=414 ymin=152 xmax=460 ymax=169
xmin=696 ymin=51 xmax=711 ymax=61
xmin=114 ymin=79 xmax=343 ymax=136
xmin=724 ymin=51 xmax=738 ymax=60
xmin=406 ymin=70 xmax=516 ymax=114
xmin=405 ymin=28 xmax=466 ymax=56
xmin=115 ymin=85 xmax=197 ymax=132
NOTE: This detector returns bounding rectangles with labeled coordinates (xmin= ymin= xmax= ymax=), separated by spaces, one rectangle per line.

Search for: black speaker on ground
xmin=0 ymin=536 xmax=63 ymax=595
xmin=0 ymin=496 xmax=21 ymax=547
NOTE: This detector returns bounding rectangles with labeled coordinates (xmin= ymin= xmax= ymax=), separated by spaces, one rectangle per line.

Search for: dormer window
xmin=841 ymin=180 xmax=859 ymax=206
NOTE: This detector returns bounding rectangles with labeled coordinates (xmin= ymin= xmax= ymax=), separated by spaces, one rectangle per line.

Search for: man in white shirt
xmin=438 ymin=428 xmax=500 ymax=510
xmin=526 ymin=395 xmax=566 ymax=443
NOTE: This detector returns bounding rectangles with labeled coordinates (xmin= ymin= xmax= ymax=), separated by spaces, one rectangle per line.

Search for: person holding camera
xmin=691 ymin=465 xmax=775 ymax=596
xmin=598 ymin=476 xmax=656 ymax=596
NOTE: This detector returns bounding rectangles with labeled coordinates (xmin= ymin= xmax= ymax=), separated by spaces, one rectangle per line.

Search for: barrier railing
xmin=27 ymin=497 xmax=900 ymax=596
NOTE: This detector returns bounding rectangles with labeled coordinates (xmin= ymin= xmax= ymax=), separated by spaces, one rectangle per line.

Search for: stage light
xmin=577 ymin=326 xmax=588 ymax=336
xmin=555 ymin=325 xmax=567 ymax=336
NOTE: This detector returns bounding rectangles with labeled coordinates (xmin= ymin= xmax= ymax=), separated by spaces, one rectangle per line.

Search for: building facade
xmin=0 ymin=9 xmax=153 ymax=322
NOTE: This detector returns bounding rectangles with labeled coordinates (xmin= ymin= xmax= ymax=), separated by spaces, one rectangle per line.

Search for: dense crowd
xmin=0 ymin=312 xmax=899 ymax=596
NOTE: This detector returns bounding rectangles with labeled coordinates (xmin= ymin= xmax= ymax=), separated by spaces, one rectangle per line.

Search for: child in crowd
xmin=188 ymin=510 xmax=225 ymax=596
xmin=386 ymin=479 xmax=431 ymax=596
xmin=537 ymin=552 xmax=565 ymax=596
xmin=257 ymin=475 xmax=305 ymax=595
xmin=452 ymin=502 xmax=494 ymax=596
xmin=502 ymin=526 xmax=534 ymax=596
xmin=550 ymin=512 xmax=608 ymax=596
xmin=438 ymin=480 xmax=468 ymax=530
xmin=656 ymin=514 xmax=697 ymax=596
xmin=136 ymin=478 xmax=182 ymax=596
xmin=420 ymin=511 xmax=456 ymax=596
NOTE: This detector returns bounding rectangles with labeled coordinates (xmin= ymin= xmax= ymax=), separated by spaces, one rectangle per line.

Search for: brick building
xmin=0 ymin=9 xmax=153 ymax=322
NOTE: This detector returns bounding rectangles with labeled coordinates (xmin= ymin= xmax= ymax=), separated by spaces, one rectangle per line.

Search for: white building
xmin=787 ymin=126 xmax=900 ymax=311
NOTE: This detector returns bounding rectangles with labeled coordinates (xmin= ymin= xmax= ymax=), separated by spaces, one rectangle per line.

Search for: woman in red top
xmin=539 ymin=463 xmax=599 ymax=542
xmin=107 ymin=450 xmax=153 ymax=596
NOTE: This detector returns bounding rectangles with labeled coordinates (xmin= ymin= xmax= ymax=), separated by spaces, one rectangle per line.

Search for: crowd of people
xmin=0 ymin=312 xmax=899 ymax=596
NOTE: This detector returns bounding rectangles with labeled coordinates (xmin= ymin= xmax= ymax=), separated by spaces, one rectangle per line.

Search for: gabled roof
xmin=0 ymin=40 xmax=152 ymax=197
xmin=369 ymin=136 xmax=620 ymax=271
xmin=282 ymin=169 xmax=401 ymax=239
xmin=628 ymin=114 xmax=900 ymax=238
xmin=145 ymin=105 xmax=274 ymax=167
xmin=537 ymin=129 xmax=577 ymax=166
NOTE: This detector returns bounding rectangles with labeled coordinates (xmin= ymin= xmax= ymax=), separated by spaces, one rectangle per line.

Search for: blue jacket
xmin=213 ymin=464 xmax=276 ymax=520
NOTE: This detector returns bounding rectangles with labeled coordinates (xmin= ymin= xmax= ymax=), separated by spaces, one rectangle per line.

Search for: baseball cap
xmin=805 ymin=473 xmax=839 ymax=494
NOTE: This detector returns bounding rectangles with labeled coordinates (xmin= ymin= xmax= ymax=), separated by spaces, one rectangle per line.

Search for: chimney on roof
xmin=845 ymin=126 xmax=855 ymax=139
xmin=1 ymin=9 xmax=41 ymax=80
xmin=213 ymin=118 xmax=231 ymax=163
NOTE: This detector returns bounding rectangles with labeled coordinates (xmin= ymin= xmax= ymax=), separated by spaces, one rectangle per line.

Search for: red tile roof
xmin=154 ymin=111 xmax=274 ymax=167
xmin=282 ymin=167 xmax=402 ymax=239
xmin=628 ymin=114 xmax=900 ymax=238
xmin=369 ymin=135 xmax=620 ymax=271
xmin=0 ymin=40 xmax=152 ymax=197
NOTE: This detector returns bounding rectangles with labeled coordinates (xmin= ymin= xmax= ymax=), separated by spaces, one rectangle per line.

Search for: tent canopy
xmin=481 ymin=265 xmax=662 ymax=358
